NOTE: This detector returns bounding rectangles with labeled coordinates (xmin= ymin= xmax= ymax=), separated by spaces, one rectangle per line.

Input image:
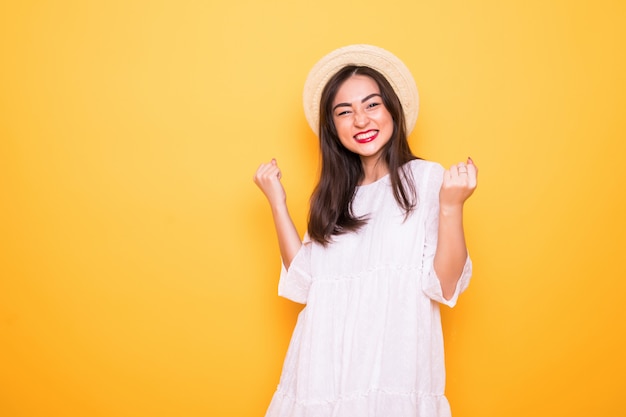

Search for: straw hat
xmin=303 ymin=44 xmax=419 ymax=137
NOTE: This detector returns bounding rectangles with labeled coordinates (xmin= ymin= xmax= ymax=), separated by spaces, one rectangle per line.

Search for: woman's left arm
xmin=434 ymin=158 xmax=478 ymax=300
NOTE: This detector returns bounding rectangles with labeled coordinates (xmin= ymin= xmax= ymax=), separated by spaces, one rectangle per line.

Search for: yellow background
xmin=1 ymin=0 xmax=625 ymax=416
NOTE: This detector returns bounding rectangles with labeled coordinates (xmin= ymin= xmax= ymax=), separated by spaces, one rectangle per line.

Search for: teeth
xmin=355 ymin=131 xmax=377 ymax=140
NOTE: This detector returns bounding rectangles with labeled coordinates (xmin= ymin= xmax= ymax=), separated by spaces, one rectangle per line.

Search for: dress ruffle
xmin=267 ymin=388 xmax=452 ymax=417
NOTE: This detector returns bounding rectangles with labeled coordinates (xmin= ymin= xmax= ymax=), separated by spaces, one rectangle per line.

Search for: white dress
xmin=265 ymin=159 xmax=472 ymax=417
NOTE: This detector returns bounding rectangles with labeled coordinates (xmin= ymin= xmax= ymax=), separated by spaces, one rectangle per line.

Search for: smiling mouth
xmin=354 ymin=130 xmax=378 ymax=143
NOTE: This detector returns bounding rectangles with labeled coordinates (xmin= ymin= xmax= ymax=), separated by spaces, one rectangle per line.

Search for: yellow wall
xmin=1 ymin=1 xmax=625 ymax=416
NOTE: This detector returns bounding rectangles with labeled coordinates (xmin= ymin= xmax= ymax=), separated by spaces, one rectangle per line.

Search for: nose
xmin=353 ymin=109 xmax=369 ymax=128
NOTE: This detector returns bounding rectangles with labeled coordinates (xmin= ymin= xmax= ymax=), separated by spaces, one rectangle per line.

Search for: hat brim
xmin=303 ymin=44 xmax=419 ymax=137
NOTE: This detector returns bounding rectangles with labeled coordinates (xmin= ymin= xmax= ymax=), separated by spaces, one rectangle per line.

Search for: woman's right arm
xmin=253 ymin=159 xmax=302 ymax=269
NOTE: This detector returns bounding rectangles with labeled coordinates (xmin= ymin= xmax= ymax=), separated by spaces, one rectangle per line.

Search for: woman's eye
xmin=367 ymin=102 xmax=381 ymax=109
xmin=337 ymin=110 xmax=351 ymax=116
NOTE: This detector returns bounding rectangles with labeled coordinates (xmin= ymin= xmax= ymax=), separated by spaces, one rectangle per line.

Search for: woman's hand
xmin=253 ymin=159 xmax=302 ymax=269
xmin=440 ymin=157 xmax=478 ymax=209
xmin=435 ymin=157 xmax=478 ymax=300
xmin=254 ymin=159 xmax=286 ymax=208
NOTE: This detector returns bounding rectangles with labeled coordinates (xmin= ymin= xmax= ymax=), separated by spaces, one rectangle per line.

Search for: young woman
xmin=254 ymin=44 xmax=477 ymax=417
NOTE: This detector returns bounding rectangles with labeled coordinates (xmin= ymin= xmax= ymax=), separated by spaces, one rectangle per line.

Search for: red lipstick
xmin=354 ymin=130 xmax=379 ymax=144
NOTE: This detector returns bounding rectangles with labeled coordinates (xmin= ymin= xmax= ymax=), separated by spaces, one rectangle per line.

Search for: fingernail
xmin=468 ymin=157 xmax=473 ymax=164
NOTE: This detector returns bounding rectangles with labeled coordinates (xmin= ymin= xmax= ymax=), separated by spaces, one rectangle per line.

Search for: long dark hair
xmin=308 ymin=65 xmax=419 ymax=245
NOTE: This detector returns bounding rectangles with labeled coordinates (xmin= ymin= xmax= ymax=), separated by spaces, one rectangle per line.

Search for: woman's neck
xmin=359 ymin=158 xmax=389 ymax=185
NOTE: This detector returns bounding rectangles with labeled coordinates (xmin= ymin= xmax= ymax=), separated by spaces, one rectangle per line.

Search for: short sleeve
xmin=420 ymin=162 xmax=472 ymax=308
xmin=277 ymin=235 xmax=312 ymax=304
xmin=423 ymin=254 xmax=472 ymax=308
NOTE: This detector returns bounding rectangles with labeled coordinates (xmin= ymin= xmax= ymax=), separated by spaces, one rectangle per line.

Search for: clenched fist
xmin=440 ymin=157 xmax=478 ymax=208
xmin=253 ymin=158 xmax=286 ymax=208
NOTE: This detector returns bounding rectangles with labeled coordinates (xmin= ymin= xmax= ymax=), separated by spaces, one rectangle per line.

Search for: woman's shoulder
xmin=403 ymin=159 xmax=445 ymax=195
xmin=404 ymin=158 xmax=444 ymax=176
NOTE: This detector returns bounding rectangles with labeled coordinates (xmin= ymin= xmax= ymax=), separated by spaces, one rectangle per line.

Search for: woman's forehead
xmin=333 ymin=75 xmax=380 ymax=103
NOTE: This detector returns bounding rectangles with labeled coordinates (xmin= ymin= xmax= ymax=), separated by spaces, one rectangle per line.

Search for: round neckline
xmin=356 ymin=173 xmax=391 ymax=188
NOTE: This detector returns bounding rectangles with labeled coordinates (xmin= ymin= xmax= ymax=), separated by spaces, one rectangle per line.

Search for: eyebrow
xmin=332 ymin=93 xmax=382 ymax=112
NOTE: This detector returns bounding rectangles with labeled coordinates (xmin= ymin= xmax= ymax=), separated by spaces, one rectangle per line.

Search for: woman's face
xmin=331 ymin=74 xmax=394 ymax=164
